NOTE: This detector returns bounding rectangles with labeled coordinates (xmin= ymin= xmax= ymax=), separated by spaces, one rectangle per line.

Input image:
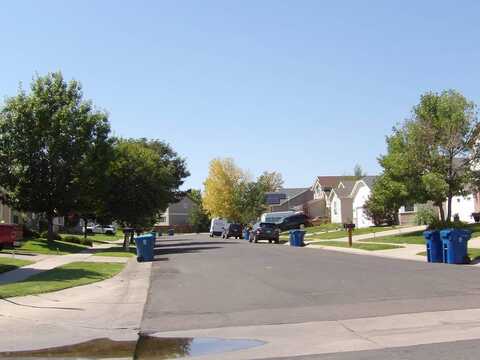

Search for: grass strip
xmin=309 ymin=240 xmax=404 ymax=251
xmin=0 ymin=261 xmax=124 ymax=298
xmin=93 ymin=246 xmax=136 ymax=258
xmin=311 ymin=226 xmax=399 ymax=240
xmin=0 ymin=258 xmax=34 ymax=274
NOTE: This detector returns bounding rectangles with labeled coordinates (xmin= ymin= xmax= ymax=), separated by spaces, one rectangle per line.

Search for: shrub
xmin=39 ymin=231 xmax=61 ymax=240
xmin=415 ymin=206 xmax=438 ymax=226
xmin=61 ymin=235 xmax=93 ymax=247
xmin=22 ymin=226 xmax=39 ymax=239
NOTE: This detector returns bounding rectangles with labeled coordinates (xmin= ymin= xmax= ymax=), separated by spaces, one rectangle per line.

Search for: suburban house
xmin=327 ymin=180 xmax=357 ymax=224
xmin=265 ymin=188 xmax=313 ymax=212
xmin=323 ymin=176 xmax=378 ymax=227
xmin=303 ymin=176 xmax=357 ymax=220
xmin=155 ymin=194 xmax=197 ymax=231
xmin=351 ymin=176 xmax=378 ymax=228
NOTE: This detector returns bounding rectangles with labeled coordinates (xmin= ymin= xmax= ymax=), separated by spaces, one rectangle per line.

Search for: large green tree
xmin=104 ymin=139 xmax=189 ymax=234
xmin=376 ymin=90 xmax=480 ymax=222
xmin=0 ymin=72 xmax=111 ymax=241
xmin=233 ymin=181 xmax=267 ymax=224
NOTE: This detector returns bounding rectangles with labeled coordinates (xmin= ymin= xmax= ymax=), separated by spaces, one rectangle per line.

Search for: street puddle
xmin=0 ymin=335 xmax=265 ymax=359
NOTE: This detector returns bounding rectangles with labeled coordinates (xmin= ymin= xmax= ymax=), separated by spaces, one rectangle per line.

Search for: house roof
xmin=265 ymin=188 xmax=310 ymax=206
xmin=361 ymin=176 xmax=378 ymax=188
xmin=313 ymin=176 xmax=358 ymax=191
xmin=336 ymin=180 xmax=357 ymax=197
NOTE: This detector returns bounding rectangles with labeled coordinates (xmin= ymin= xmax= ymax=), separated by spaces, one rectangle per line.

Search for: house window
xmin=333 ymin=201 xmax=338 ymax=215
xmin=13 ymin=215 xmax=19 ymax=224
xmin=404 ymin=204 xmax=415 ymax=212
xmin=158 ymin=216 xmax=167 ymax=223
xmin=457 ymin=198 xmax=461 ymax=203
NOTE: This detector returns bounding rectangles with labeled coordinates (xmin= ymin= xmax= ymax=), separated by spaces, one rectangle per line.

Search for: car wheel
xmin=254 ymin=236 xmax=258 ymax=243
xmin=268 ymin=239 xmax=272 ymax=243
xmin=0 ymin=244 xmax=3 ymax=251
xmin=249 ymin=239 xmax=252 ymax=243
xmin=275 ymin=238 xmax=280 ymax=244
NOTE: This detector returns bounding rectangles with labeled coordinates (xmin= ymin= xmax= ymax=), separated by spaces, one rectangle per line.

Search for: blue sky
xmin=2 ymin=1 xmax=480 ymax=190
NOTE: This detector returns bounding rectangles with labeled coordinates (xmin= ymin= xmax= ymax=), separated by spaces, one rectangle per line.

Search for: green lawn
xmin=0 ymin=258 xmax=34 ymax=274
xmin=2 ymin=238 xmax=87 ymax=255
xmin=310 ymin=225 xmax=398 ymax=240
xmin=60 ymin=233 xmax=122 ymax=244
xmin=93 ymin=246 xmax=136 ymax=257
xmin=309 ymin=240 xmax=404 ymax=251
xmin=0 ymin=261 xmax=124 ymax=298
xmin=280 ymin=223 xmax=342 ymax=235
xmin=361 ymin=231 xmax=426 ymax=245
xmin=417 ymin=248 xmax=480 ymax=261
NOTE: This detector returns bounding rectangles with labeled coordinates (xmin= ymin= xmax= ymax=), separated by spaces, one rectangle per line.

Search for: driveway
xmin=141 ymin=234 xmax=480 ymax=358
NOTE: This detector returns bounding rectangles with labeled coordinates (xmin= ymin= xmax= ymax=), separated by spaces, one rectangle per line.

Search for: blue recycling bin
xmin=135 ymin=233 xmax=156 ymax=262
xmin=289 ymin=230 xmax=306 ymax=247
xmin=423 ymin=230 xmax=443 ymax=263
xmin=440 ymin=229 xmax=471 ymax=264
xmin=243 ymin=229 xmax=250 ymax=241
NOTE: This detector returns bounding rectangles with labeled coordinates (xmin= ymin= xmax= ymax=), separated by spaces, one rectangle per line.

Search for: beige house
xmin=156 ymin=195 xmax=197 ymax=228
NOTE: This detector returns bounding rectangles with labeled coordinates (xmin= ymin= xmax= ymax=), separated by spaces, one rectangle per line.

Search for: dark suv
xmin=250 ymin=222 xmax=280 ymax=243
xmin=222 ymin=223 xmax=242 ymax=239
xmin=277 ymin=213 xmax=310 ymax=231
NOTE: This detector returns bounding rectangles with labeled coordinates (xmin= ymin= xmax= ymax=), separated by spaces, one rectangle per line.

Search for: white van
xmin=260 ymin=211 xmax=295 ymax=224
xmin=210 ymin=218 xmax=227 ymax=237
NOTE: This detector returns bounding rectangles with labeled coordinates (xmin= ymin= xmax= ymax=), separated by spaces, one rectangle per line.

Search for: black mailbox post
xmin=343 ymin=223 xmax=355 ymax=247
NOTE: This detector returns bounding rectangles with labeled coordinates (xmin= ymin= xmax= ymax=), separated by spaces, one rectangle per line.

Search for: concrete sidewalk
xmin=0 ymin=258 xmax=152 ymax=352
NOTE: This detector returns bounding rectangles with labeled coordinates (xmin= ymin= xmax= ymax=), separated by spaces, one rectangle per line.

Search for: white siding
xmin=352 ymin=183 xmax=374 ymax=228
xmin=331 ymin=194 xmax=342 ymax=224
xmin=451 ymin=194 xmax=475 ymax=223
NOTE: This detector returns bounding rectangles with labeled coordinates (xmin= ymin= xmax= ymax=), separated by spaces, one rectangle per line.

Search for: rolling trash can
xmin=135 ymin=233 xmax=155 ymax=262
xmin=289 ymin=229 xmax=306 ymax=247
xmin=423 ymin=230 xmax=443 ymax=263
xmin=440 ymin=229 xmax=471 ymax=264
xmin=243 ymin=229 xmax=250 ymax=241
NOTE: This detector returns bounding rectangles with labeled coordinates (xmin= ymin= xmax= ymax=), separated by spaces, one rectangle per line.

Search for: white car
xmin=84 ymin=224 xmax=116 ymax=235
xmin=209 ymin=218 xmax=227 ymax=237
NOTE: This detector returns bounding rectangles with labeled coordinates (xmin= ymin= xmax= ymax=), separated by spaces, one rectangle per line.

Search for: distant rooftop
xmin=265 ymin=188 xmax=309 ymax=205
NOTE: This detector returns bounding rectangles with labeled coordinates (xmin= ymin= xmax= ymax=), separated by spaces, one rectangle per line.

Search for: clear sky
xmin=2 ymin=1 xmax=480 ymax=190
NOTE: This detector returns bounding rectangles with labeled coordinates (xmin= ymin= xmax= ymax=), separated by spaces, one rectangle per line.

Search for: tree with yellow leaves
xmin=203 ymin=158 xmax=247 ymax=221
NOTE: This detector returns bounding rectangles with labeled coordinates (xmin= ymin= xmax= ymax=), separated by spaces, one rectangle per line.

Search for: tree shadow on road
xmin=154 ymin=246 xmax=223 ymax=255
xmin=154 ymin=241 xmax=235 ymax=248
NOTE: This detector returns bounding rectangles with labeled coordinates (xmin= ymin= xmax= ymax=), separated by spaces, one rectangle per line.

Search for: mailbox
xmin=343 ymin=223 xmax=356 ymax=230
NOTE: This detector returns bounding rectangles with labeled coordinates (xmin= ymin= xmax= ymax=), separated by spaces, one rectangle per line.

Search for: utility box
xmin=0 ymin=224 xmax=18 ymax=250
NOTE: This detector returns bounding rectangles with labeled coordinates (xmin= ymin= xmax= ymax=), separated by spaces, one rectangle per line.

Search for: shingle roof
xmin=315 ymin=176 xmax=358 ymax=191
xmin=265 ymin=188 xmax=309 ymax=205
xmin=361 ymin=176 xmax=378 ymax=188
xmin=336 ymin=180 xmax=357 ymax=197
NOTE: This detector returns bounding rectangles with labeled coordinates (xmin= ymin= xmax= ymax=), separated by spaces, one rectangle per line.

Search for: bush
xmin=39 ymin=231 xmax=61 ymax=240
xmin=61 ymin=235 xmax=93 ymax=247
xmin=415 ymin=206 xmax=438 ymax=226
xmin=22 ymin=226 xmax=39 ymax=239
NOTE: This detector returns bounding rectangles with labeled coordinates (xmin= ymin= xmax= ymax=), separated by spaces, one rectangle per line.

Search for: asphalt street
xmin=141 ymin=233 xmax=480 ymax=358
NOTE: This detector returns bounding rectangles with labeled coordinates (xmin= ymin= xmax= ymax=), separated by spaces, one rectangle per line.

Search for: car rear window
xmin=260 ymin=223 xmax=276 ymax=229
xmin=230 ymin=224 xmax=241 ymax=230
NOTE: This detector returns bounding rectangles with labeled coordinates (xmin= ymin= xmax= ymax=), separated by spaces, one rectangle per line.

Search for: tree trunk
xmin=438 ymin=204 xmax=445 ymax=222
xmin=447 ymin=195 xmax=453 ymax=222
xmin=47 ymin=214 xmax=54 ymax=244
xmin=83 ymin=217 xmax=88 ymax=240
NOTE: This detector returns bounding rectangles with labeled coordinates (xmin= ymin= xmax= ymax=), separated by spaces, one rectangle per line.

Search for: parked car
xmin=210 ymin=218 xmax=227 ymax=237
xmin=84 ymin=224 xmax=116 ymax=235
xmin=276 ymin=213 xmax=311 ymax=231
xmin=222 ymin=223 xmax=242 ymax=239
xmin=250 ymin=222 xmax=280 ymax=244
